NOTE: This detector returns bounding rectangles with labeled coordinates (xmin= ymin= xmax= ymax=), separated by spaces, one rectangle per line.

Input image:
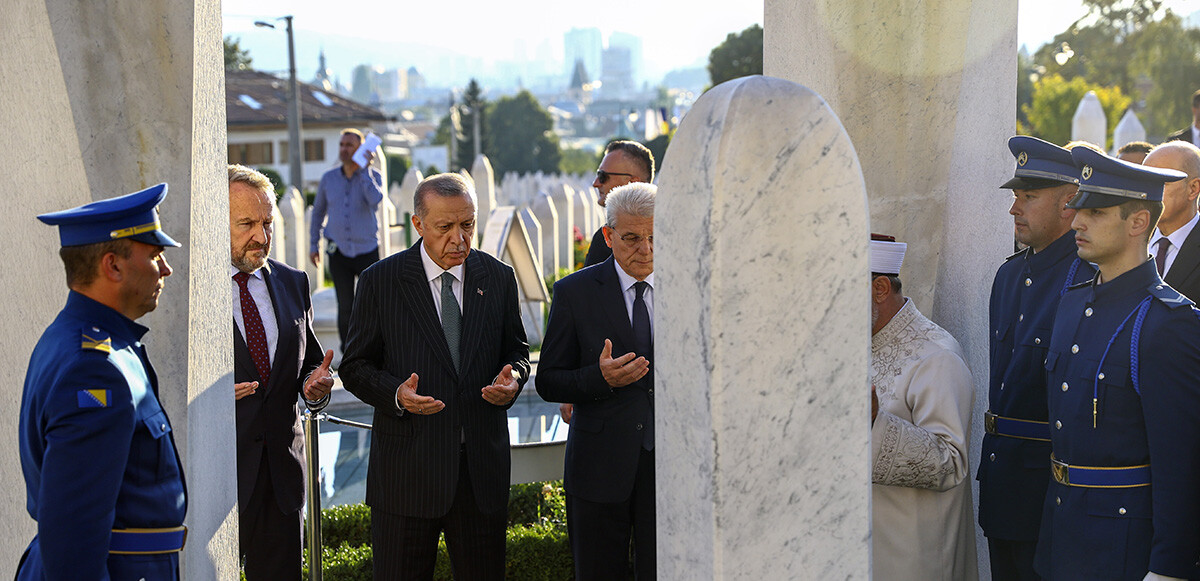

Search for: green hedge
xmin=294 ymin=481 xmax=573 ymax=579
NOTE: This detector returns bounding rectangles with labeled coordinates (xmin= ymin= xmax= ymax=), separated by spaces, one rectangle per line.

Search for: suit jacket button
xmin=636 ymin=423 xmax=643 ymax=430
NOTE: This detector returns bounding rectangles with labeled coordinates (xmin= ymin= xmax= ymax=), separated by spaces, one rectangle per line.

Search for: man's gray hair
xmin=414 ymin=173 xmax=478 ymax=217
xmin=228 ymin=164 xmax=275 ymax=195
xmin=605 ymin=182 xmax=656 ymax=227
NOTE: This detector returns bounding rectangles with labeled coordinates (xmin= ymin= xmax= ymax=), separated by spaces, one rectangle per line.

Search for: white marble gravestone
xmin=765 ymin=3 xmax=1016 ymax=574
xmin=0 ymin=1 xmax=237 ymax=577
xmin=1112 ymin=109 xmax=1147 ymax=154
xmin=270 ymin=203 xmax=287 ymax=262
xmin=388 ymin=182 xmax=406 ymax=224
xmin=530 ymin=192 xmax=560 ymax=279
xmin=656 ymin=75 xmax=870 ymax=579
xmin=472 ymin=154 xmax=497 ymax=231
xmin=550 ymin=185 xmax=576 ymax=273
xmin=305 ymin=206 xmax=325 ymax=293
xmin=1072 ymin=91 xmax=1107 ymax=148
xmin=279 ymin=186 xmax=307 ymax=271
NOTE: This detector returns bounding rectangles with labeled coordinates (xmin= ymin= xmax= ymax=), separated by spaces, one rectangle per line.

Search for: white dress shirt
xmin=420 ymin=243 xmax=464 ymax=320
xmin=1151 ymin=212 xmax=1199 ymax=276
xmin=613 ymin=262 xmax=654 ymax=331
xmin=231 ymin=264 xmax=278 ymax=365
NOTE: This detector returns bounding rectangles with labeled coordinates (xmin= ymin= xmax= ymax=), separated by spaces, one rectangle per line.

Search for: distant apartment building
xmin=226 ymin=70 xmax=390 ymax=190
xmin=564 ymin=27 xmax=603 ymax=86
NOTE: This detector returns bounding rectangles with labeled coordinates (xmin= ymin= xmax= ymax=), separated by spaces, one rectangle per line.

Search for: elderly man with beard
xmin=869 ymin=234 xmax=978 ymax=581
xmin=229 ymin=164 xmax=334 ymax=579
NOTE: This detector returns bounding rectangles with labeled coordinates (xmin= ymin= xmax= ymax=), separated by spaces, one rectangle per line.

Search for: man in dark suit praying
xmin=340 ymin=172 xmax=530 ymax=580
xmin=538 ymin=182 xmax=658 ymax=580
xmin=228 ymin=164 xmax=334 ymax=579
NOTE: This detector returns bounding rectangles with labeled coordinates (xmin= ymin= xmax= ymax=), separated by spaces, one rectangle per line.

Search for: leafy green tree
xmin=255 ymin=166 xmax=285 ymax=199
xmin=486 ymin=91 xmax=561 ymax=176
xmin=224 ymin=36 xmax=252 ymax=71
xmin=708 ymin=24 xmax=763 ymax=87
xmin=559 ymin=148 xmax=601 ymax=176
xmin=1021 ymin=74 xmax=1132 ymax=149
xmin=1126 ymin=12 xmax=1200 ymax=136
xmin=385 ymin=154 xmax=410 ymax=188
xmin=454 ymin=80 xmax=488 ymax=172
xmin=643 ymin=134 xmax=670 ymax=175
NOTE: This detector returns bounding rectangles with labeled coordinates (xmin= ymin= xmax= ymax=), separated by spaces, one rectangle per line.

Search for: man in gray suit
xmin=340 ymin=172 xmax=530 ymax=580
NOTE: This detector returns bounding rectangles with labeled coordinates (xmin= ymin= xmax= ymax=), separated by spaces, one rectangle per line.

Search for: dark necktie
xmin=441 ymin=272 xmax=462 ymax=371
xmin=632 ymin=281 xmax=652 ymax=359
xmin=234 ymin=271 xmax=270 ymax=385
xmin=1155 ymin=237 xmax=1171 ymax=276
xmin=633 ymin=281 xmax=653 ymax=450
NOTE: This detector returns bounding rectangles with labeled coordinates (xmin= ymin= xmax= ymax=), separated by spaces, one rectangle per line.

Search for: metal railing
xmin=299 ymin=405 xmax=566 ymax=580
xmin=301 ymin=409 xmax=372 ymax=581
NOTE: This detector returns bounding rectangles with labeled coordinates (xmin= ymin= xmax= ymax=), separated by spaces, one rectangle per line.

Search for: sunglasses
xmin=595 ymin=170 xmax=636 ymax=185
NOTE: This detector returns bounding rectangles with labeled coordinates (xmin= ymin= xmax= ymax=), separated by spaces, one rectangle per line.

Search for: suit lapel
xmin=458 ymin=250 xmax=491 ymax=376
xmin=261 ymin=263 xmax=296 ymax=394
xmin=232 ymin=320 xmax=260 ymax=381
xmin=400 ymin=244 xmax=458 ymax=376
xmin=596 ymin=259 xmax=637 ymax=353
xmin=1166 ymin=226 xmax=1200 ymax=291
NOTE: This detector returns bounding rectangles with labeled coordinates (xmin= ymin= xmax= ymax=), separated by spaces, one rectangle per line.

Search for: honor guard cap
xmin=37 ymin=183 xmax=181 ymax=248
xmin=870 ymin=233 xmax=906 ymax=275
xmin=1000 ymin=136 xmax=1079 ymax=190
xmin=1065 ymin=147 xmax=1187 ymax=209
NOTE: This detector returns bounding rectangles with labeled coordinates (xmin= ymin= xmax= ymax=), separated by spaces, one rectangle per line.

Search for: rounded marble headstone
xmin=656 ymin=74 xmax=870 ymax=579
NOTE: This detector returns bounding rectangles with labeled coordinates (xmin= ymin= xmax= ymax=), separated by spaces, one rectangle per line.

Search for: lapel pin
xmin=477 ymin=288 xmax=485 ymax=296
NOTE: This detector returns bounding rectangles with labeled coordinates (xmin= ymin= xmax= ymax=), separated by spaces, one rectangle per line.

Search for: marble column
xmin=765 ymin=1 xmax=1016 ymax=575
xmin=1072 ymin=91 xmax=1107 ymax=147
xmin=656 ymin=75 xmax=870 ymax=579
xmin=279 ymin=186 xmax=307 ymax=271
xmin=0 ymin=0 xmax=237 ymax=578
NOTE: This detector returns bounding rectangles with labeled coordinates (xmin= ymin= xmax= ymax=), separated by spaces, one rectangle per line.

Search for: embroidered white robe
xmin=871 ymin=299 xmax=978 ymax=581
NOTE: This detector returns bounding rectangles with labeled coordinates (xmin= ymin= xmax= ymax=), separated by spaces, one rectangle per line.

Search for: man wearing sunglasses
xmin=584 ymin=140 xmax=655 ymax=268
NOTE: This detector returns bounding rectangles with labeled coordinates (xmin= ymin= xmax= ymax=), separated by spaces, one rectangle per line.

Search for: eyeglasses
xmin=595 ymin=170 xmax=636 ymax=185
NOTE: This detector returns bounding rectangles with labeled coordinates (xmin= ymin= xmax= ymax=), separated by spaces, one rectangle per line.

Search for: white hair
xmin=605 ymin=182 xmax=656 ymax=227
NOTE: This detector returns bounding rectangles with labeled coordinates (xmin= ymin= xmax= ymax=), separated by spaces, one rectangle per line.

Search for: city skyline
xmin=224 ymin=0 xmax=1198 ymax=92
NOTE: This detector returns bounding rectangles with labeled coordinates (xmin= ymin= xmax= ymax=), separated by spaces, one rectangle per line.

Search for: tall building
xmin=601 ymin=46 xmax=634 ymax=97
xmin=564 ymin=27 xmax=602 ymax=86
xmin=607 ymin=32 xmax=643 ymax=88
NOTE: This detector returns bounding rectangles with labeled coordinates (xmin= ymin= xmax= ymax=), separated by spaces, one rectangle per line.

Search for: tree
xmin=1027 ymin=0 xmax=1199 ymax=139
xmin=255 ymin=166 xmax=285 ymax=199
xmin=385 ymin=154 xmax=410 ymax=189
xmin=708 ymin=24 xmax=763 ymax=87
xmin=559 ymin=148 xmax=600 ymax=176
xmin=486 ymin=91 xmax=561 ymax=176
xmin=454 ymin=80 xmax=488 ymax=172
xmin=224 ymin=36 xmax=252 ymax=71
xmin=1021 ymin=74 xmax=1132 ymax=148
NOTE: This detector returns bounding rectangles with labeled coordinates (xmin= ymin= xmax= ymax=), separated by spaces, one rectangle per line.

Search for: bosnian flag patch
xmin=78 ymin=389 xmax=110 ymax=408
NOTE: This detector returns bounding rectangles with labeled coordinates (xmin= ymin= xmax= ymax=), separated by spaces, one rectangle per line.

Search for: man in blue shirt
xmin=310 ymin=128 xmax=385 ymax=353
xmin=19 ymin=184 xmax=188 ymax=580
xmin=979 ymin=136 xmax=1093 ymax=580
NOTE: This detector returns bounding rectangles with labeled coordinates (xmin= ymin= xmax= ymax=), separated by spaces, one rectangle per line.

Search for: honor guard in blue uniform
xmin=1034 ymin=148 xmax=1200 ymax=581
xmin=979 ymin=136 xmax=1095 ymax=581
xmin=18 ymin=183 xmax=188 ymax=580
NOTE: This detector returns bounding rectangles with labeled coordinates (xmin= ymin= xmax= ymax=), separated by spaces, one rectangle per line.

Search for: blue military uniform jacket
xmin=979 ymin=230 xmax=1093 ymax=541
xmin=18 ymin=291 xmax=187 ymax=580
xmin=1034 ymin=259 xmax=1200 ymax=580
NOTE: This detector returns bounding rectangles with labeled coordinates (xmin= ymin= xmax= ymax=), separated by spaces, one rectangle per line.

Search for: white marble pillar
xmin=571 ymin=185 xmax=592 ymax=245
xmin=377 ymin=195 xmax=396 ymax=258
xmin=765 ymin=1 xmax=1016 ymax=576
xmin=305 ymin=206 xmax=325 ymax=293
xmin=472 ymin=154 xmax=497 ymax=232
xmin=270 ymin=204 xmax=287 ymax=262
xmin=550 ymin=185 xmax=576 ymax=273
xmin=519 ymin=208 xmax=543 ymax=279
xmin=1112 ymin=109 xmax=1146 ymax=154
xmin=387 ymin=182 xmax=405 ymax=224
xmin=1072 ymin=91 xmax=1107 ymax=148
xmin=656 ymin=75 xmax=870 ymax=579
xmin=279 ymin=186 xmax=307 ymax=271
xmin=530 ymin=192 xmax=560 ymax=279
xmin=0 ymin=1 xmax=238 ymax=578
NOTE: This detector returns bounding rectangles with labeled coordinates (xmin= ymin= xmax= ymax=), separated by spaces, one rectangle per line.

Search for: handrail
xmin=300 ymin=407 xmax=565 ymax=579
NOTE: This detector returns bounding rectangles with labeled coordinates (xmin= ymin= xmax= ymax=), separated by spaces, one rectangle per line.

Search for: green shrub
xmin=301 ymin=542 xmax=373 ymax=581
xmin=507 ymin=523 xmax=573 ymax=580
xmin=508 ymin=481 xmax=566 ymax=527
xmin=317 ymin=502 xmax=371 ymax=548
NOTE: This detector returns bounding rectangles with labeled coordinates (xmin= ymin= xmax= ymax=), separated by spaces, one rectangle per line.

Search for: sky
xmin=222 ymin=0 xmax=1199 ymax=86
